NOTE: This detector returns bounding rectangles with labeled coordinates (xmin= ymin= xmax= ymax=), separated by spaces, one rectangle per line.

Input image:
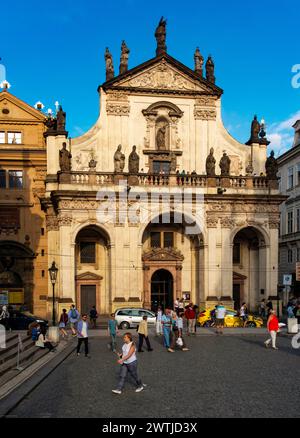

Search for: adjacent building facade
xmin=0 ymin=89 xmax=48 ymax=317
xmin=42 ymin=22 xmax=284 ymax=318
xmin=278 ymin=120 xmax=300 ymax=298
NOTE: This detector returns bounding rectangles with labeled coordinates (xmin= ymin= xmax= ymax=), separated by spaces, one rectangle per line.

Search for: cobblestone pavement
xmin=5 ymin=334 xmax=300 ymax=418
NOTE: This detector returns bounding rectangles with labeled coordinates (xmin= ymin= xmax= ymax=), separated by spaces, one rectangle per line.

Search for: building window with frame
xmin=0 ymin=132 xmax=5 ymax=144
xmin=163 ymin=232 xmax=174 ymax=248
xmin=296 ymin=208 xmax=300 ymax=232
xmin=288 ymin=249 xmax=293 ymax=264
xmin=8 ymin=170 xmax=23 ymax=188
xmin=80 ymin=242 xmax=96 ymax=264
xmin=233 ymin=242 xmax=241 ymax=264
xmin=7 ymin=132 xmax=22 ymax=144
xmin=0 ymin=170 xmax=6 ymax=188
xmin=150 ymin=232 xmax=161 ymax=248
xmin=288 ymin=167 xmax=294 ymax=189
xmin=287 ymin=211 xmax=294 ymax=234
xmin=297 ymin=163 xmax=300 ymax=186
xmin=297 ymin=248 xmax=300 ymax=262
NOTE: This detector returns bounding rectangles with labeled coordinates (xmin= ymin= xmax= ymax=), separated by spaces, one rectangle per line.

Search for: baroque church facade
xmin=42 ymin=20 xmax=284 ymax=318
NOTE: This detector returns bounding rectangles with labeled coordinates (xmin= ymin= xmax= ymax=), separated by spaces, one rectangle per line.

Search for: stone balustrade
xmin=61 ymin=171 xmax=277 ymax=190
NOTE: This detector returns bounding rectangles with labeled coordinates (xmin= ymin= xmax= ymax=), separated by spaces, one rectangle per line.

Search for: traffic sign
xmin=283 ymin=274 xmax=292 ymax=286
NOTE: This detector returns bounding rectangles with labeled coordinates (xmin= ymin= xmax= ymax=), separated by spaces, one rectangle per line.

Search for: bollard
xmin=48 ymin=326 xmax=60 ymax=343
xmin=287 ymin=318 xmax=298 ymax=334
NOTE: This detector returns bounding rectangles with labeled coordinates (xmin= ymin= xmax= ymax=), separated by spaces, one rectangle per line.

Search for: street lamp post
xmin=48 ymin=261 xmax=58 ymax=326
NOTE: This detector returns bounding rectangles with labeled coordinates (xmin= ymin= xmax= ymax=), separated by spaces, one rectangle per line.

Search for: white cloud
xmin=268 ymin=111 xmax=300 ymax=156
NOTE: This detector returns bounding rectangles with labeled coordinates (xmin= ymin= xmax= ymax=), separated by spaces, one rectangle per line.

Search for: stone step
xmin=0 ymin=334 xmax=31 ymax=358
xmin=0 ymin=348 xmax=50 ymax=388
xmin=0 ymin=337 xmax=35 ymax=365
xmin=0 ymin=344 xmax=51 ymax=378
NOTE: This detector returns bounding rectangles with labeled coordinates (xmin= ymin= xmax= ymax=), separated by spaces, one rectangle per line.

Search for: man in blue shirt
xmin=108 ymin=313 xmax=119 ymax=352
xmin=161 ymin=308 xmax=173 ymax=352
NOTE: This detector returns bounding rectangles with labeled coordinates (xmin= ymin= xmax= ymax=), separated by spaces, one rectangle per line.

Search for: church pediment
xmin=76 ymin=272 xmax=103 ymax=281
xmin=142 ymin=247 xmax=184 ymax=262
xmin=101 ymin=54 xmax=223 ymax=96
xmin=0 ymin=90 xmax=47 ymax=122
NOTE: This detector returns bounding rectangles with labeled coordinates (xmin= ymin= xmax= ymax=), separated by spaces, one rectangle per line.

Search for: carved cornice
xmin=220 ymin=217 xmax=236 ymax=228
xmin=46 ymin=215 xmax=59 ymax=231
xmin=206 ymin=214 xmax=219 ymax=228
xmin=106 ymin=103 xmax=130 ymax=116
xmin=194 ymin=108 xmax=217 ymax=120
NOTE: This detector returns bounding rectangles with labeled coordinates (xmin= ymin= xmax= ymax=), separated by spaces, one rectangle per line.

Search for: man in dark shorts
xmin=215 ymin=303 xmax=226 ymax=334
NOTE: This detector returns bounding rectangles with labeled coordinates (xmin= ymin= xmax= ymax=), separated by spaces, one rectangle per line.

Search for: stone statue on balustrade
xmin=219 ymin=152 xmax=231 ymax=176
xmin=246 ymin=115 xmax=261 ymax=144
xmin=59 ymin=142 xmax=72 ymax=172
xmin=265 ymin=150 xmax=278 ymax=180
xmin=194 ymin=47 xmax=204 ymax=76
xmin=128 ymin=145 xmax=140 ymax=174
xmin=56 ymin=106 xmax=66 ymax=132
xmin=206 ymin=147 xmax=216 ymax=176
xmin=114 ymin=144 xmax=125 ymax=173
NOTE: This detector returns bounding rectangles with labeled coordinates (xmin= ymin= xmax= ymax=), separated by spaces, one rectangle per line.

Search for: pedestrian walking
xmin=240 ymin=303 xmax=248 ymax=328
xmin=138 ymin=315 xmax=153 ymax=352
xmin=259 ymin=299 xmax=266 ymax=319
xmin=266 ymin=299 xmax=273 ymax=316
xmin=58 ymin=308 xmax=68 ymax=338
xmin=112 ymin=332 xmax=144 ymax=395
xmin=215 ymin=302 xmax=226 ymax=334
xmin=178 ymin=298 xmax=184 ymax=313
xmin=264 ymin=310 xmax=279 ymax=350
xmin=76 ymin=314 xmax=90 ymax=358
xmin=68 ymin=304 xmax=80 ymax=336
xmin=161 ymin=308 xmax=173 ymax=351
xmin=170 ymin=311 xmax=189 ymax=352
xmin=174 ymin=298 xmax=180 ymax=315
xmin=108 ymin=313 xmax=118 ymax=352
xmin=0 ymin=305 xmax=10 ymax=330
xmin=287 ymin=302 xmax=295 ymax=319
xmin=193 ymin=304 xmax=199 ymax=332
xmin=156 ymin=306 xmax=163 ymax=336
xmin=185 ymin=303 xmax=196 ymax=335
xmin=89 ymin=305 xmax=98 ymax=329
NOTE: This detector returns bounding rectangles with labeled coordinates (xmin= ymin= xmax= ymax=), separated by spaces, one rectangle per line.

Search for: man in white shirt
xmin=77 ymin=314 xmax=90 ymax=358
xmin=215 ymin=303 xmax=226 ymax=334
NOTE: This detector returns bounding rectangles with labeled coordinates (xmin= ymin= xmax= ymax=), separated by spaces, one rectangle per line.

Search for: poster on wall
xmin=183 ymin=292 xmax=190 ymax=301
xmin=0 ymin=291 xmax=9 ymax=306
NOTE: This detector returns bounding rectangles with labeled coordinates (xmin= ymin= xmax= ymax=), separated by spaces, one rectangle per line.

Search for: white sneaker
xmin=112 ymin=389 xmax=122 ymax=395
xmin=135 ymin=386 xmax=144 ymax=393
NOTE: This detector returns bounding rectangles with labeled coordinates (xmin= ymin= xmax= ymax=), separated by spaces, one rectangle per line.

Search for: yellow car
xmin=197 ymin=307 xmax=264 ymax=328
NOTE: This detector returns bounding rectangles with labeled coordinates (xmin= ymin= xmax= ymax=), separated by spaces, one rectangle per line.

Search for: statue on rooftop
xmin=265 ymin=150 xmax=278 ymax=180
xmin=155 ymin=17 xmax=167 ymax=56
xmin=105 ymin=48 xmax=114 ymax=81
xmin=205 ymin=56 xmax=215 ymax=84
xmin=114 ymin=144 xmax=125 ymax=173
xmin=59 ymin=142 xmax=72 ymax=172
xmin=56 ymin=106 xmax=66 ymax=131
xmin=128 ymin=145 xmax=140 ymax=174
xmin=206 ymin=147 xmax=216 ymax=176
xmin=194 ymin=47 xmax=204 ymax=77
xmin=119 ymin=40 xmax=130 ymax=75
xmin=219 ymin=152 xmax=231 ymax=176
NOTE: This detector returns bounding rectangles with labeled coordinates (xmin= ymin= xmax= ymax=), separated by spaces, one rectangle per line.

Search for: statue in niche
xmin=265 ymin=150 xmax=278 ymax=179
xmin=59 ymin=142 xmax=72 ymax=172
xmin=219 ymin=152 xmax=231 ymax=176
xmin=56 ymin=106 xmax=66 ymax=131
xmin=156 ymin=126 xmax=167 ymax=150
xmin=105 ymin=48 xmax=114 ymax=81
xmin=128 ymin=145 xmax=140 ymax=174
xmin=119 ymin=40 xmax=130 ymax=75
xmin=206 ymin=147 xmax=216 ymax=176
xmin=114 ymin=144 xmax=125 ymax=172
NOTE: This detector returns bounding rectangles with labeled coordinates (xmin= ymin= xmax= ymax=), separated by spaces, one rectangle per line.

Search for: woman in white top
xmin=112 ymin=333 xmax=144 ymax=395
xmin=156 ymin=306 xmax=163 ymax=336
xmin=35 ymin=327 xmax=56 ymax=352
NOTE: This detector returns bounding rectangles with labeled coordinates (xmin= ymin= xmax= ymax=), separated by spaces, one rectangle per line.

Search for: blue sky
xmin=0 ymin=0 xmax=299 ymax=155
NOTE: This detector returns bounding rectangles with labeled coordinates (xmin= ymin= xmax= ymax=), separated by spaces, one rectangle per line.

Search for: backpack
xmin=31 ymin=327 xmax=39 ymax=341
xmin=71 ymin=308 xmax=77 ymax=319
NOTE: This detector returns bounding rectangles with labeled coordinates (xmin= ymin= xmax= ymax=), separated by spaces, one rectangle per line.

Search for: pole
xmin=14 ymin=340 xmax=23 ymax=371
xmin=52 ymin=282 xmax=56 ymax=326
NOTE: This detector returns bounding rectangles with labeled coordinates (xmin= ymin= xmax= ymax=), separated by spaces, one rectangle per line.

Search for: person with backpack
xmin=89 ymin=305 xmax=98 ymax=329
xmin=68 ymin=304 xmax=80 ymax=336
xmin=59 ymin=308 xmax=69 ymax=338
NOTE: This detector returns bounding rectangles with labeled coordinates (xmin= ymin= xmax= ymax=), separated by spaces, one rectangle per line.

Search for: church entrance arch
xmin=151 ymin=269 xmax=173 ymax=311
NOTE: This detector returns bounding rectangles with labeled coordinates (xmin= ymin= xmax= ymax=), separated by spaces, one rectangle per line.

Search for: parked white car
xmin=115 ymin=308 xmax=156 ymax=329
